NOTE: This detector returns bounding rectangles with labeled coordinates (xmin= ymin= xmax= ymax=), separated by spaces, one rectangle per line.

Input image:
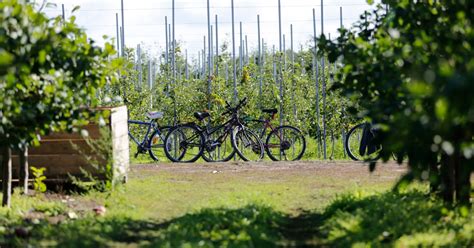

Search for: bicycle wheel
xmin=148 ymin=126 xmax=171 ymax=161
xmin=202 ymin=129 xmax=236 ymax=162
xmin=164 ymin=124 xmax=204 ymax=163
xmin=231 ymin=127 xmax=264 ymax=161
xmin=266 ymin=125 xmax=306 ymax=161
xmin=345 ymin=123 xmax=381 ymax=161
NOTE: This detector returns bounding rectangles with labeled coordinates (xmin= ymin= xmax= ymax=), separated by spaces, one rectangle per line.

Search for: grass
xmin=0 ymin=162 xmax=472 ymax=247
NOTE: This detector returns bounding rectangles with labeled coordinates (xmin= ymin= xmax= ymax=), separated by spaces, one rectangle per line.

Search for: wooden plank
xmin=25 ymin=140 xmax=93 ymax=155
xmin=41 ymin=125 xmax=103 ymax=140
xmin=9 ymin=155 xmax=104 ymax=179
xmin=6 ymin=106 xmax=129 ymax=183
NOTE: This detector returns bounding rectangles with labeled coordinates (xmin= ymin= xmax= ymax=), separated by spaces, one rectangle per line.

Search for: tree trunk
xmin=454 ymin=158 xmax=471 ymax=207
xmin=2 ymin=147 xmax=12 ymax=208
xmin=429 ymin=162 xmax=440 ymax=194
xmin=19 ymin=146 xmax=29 ymax=195
xmin=440 ymin=155 xmax=455 ymax=203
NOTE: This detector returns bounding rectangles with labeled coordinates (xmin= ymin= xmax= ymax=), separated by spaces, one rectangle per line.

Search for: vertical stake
xmin=321 ymin=0 xmax=327 ymax=160
xmin=116 ymin=13 xmax=120 ymax=58
xmin=121 ymin=0 xmax=125 ymax=57
xmin=231 ymin=0 xmax=237 ymax=102
xmin=313 ymin=8 xmax=321 ymax=158
xmin=215 ymin=15 xmax=219 ymax=77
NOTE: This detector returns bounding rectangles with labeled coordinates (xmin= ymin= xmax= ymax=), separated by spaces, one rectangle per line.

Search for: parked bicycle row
xmin=128 ymin=98 xmax=307 ymax=162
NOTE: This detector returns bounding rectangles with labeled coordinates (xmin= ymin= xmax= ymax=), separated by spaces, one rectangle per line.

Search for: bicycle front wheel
xmin=148 ymin=126 xmax=171 ymax=161
xmin=202 ymin=129 xmax=236 ymax=162
xmin=266 ymin=126 xmax=306 ymax=161
xmin=164 ymin=124 xmax=204 ymax=163
xmin=231 ymin=127 xmax=264 ymax=162
xmin=345 ymin=123 xmax=381 ymax=161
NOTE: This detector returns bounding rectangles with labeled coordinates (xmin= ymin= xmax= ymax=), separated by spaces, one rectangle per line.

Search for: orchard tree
xmin=0 ymin=0 xmax=119 ymax=207
xmin=320 ymin=0 xmax=474 ymax=205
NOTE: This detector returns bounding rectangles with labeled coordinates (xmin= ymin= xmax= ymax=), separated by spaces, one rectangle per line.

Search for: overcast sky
xmin=43 ymin=0 xmax=380 ymax=61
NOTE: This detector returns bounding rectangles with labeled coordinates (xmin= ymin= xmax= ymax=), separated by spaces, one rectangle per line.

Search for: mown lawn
xmin=0 ymin=162 xmax=472 ymax=247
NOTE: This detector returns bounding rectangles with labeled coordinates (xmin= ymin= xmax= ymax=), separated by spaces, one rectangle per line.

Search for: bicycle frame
xmin=128 ymin=119 xmax=156 ymax=150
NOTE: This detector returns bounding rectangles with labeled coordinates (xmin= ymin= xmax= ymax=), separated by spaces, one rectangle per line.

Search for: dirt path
xmin=133 ymin=160 xmax=407 ymax=179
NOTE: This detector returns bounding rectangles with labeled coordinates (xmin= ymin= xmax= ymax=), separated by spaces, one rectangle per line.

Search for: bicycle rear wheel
xmin=164 ymin=124 xmax=204 ymax=163
xmin=231 ymin=127 xmax=264 ymax=161
xmin=266 ymin=125 xmax=306 ymax=161
xmin=148 ymin=126 xmax=171 ymax=161
xmin=345 ymin=123 xmax=381 ymax=161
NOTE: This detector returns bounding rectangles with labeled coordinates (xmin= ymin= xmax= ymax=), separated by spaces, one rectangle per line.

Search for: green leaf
xmin=435 ymin=98 xmax=448 ymax=121
xmin=0 ymin=50 xmax=13 ymax=66
xmin=72 ymin=6 xmax=80 ymax=13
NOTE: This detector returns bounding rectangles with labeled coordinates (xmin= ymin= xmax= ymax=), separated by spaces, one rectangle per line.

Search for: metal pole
xmin=231 ymin=0 xmax=237 ymax=102
xmin=62 ymin=4 xmax=65 ymax=21
xmin=211 ymin=25 xmax=214 ymax=74
xmin=313 ymin=8 xmax=321 ymax=158
xmin=203 ymin=36 xmax=206 ymax=75
xmin=198 ymin=50 xmax=201 ymax=79
xmin=215 ymin=15 xmax=219 ymax=77
xmin=257 ymin=15 xmax=262 ymax=107
xmin=185 ymin=50 xmax=189 ymax=80
xmin=239 ymin=22 xmax=243 ymax=74
xmin=321 ymin=0 xmax=327 ymax=160
xmin=207 ymin=0 xmax=212 ymax=110
xmin=283 ymin=34 xmax=286 ymax=70
xmin=340 ymin=6 xmax=343 ymax=29
xmin=225 ymin=63 xmax=229 ymax=85
xmin=149 ymin=60 xmax=153 ymax=109
xmin=245 ymin=35 xmax=248 ymax=65
xmin=120 ymin=27 xmax=124 ymax=57
xmin=172 ymin=0 xmax=177 ymax=123
xmin=165 ymin=16 xmax=168 ymax=65
xmin=291 ymin=24 xmax=296 ymax=119
xmin=137 ymin=44 xmax=142 ymax=88
xmin=116 ymin=13 xmax=120 ymax=58
xmin=121 ymin=0 xmax=125 ymax=57
xmin=278 ymin=0 xmax=283 ymax=126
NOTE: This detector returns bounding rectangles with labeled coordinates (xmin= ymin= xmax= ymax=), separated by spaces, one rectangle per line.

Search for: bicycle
xmin=128 ymin=111 xmax=172 ymax=161
xmin=164 ymin=98 xmax=265 ymax=163
xmin=244 ymin=109 xmax=306 ymax=161
xmin=345 ymin=122 xmax=382 ymax=161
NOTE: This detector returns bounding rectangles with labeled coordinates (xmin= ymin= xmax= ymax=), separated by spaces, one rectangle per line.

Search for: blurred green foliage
xmin=0 ymin=0 xmax=121 ymax=150
xmin=320 ymin=0 xmax=474 ymax=204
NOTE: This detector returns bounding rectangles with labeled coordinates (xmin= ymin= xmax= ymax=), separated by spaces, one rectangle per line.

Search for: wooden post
xmin=19 ymin=146 xmax=29 ymax=194
xmin=2 ymin=147 xmax=12 ymax=208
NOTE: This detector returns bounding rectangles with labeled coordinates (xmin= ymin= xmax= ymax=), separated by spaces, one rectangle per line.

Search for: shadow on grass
xmin=10 ymin=205 xmax=323 ymax=247
xmin=5 ymin=191 xmax=473 ymax=247
xmin=321 ymin=190 xmax=474 ymax=246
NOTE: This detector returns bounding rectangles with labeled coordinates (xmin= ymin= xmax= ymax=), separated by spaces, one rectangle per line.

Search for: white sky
xmin=43 ymin=0 xmax=380 ymax=61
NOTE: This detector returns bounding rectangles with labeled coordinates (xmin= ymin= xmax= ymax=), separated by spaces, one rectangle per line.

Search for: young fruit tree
xmin=320 ymin=0 xmax=474 ymax=206
xmin=0 ymin=0 xmax=119 ymax=207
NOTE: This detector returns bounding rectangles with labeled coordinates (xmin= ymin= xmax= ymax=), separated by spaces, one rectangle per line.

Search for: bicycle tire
xmin=164 ymin=124 xmax=205 ymax=163
xmin=231 ymin=127 xmax=264 ymax=161
xmin=201 ymin=129 xmax=236 ymax=162
xmin=266 ymin=125 xmax=306 ymax=161
xmin=148 ymin=126 xmax=171 ymax=161
xmin=345 ymin=123 xmax=381 ymax=161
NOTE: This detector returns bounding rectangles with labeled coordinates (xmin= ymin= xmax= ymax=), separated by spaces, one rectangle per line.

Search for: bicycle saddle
xmin=262 ymin=108 xmax=278 ymax=114
xmin=194 ymin=112 xmax=210 ymax=121
xmin=147 ymin=111 xmax=164 ymax=119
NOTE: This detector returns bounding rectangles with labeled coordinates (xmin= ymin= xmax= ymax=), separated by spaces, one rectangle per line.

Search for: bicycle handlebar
xmin=222 ymin=97 xmax=248 ymax=116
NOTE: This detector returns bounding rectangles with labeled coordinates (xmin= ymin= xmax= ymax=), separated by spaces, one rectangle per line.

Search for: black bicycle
xmin=128 ymin=111 xmax=172 ymax=161
xmin=164 ymin=98 xmax=264 ymax=163
xmin=345 ymin=122 xmax=382 ymax=161
xmin=244 ymin=109 xmax=306 ymax=161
